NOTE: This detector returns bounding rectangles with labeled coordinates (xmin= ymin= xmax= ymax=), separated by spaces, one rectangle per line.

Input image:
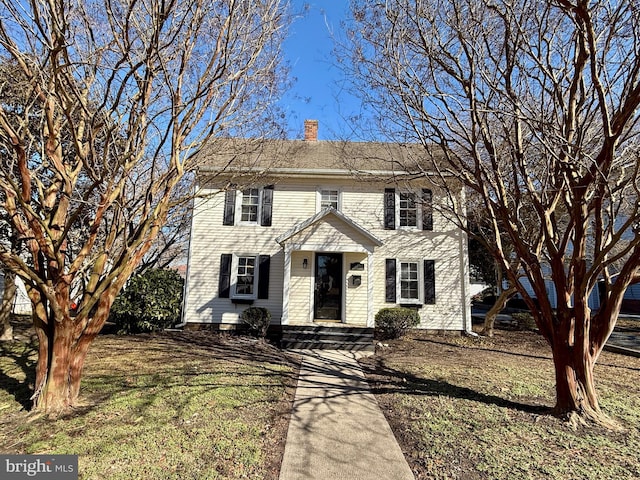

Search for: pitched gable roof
xmin=195 ymin=138 xmax=439 ymax=177
xmin=276 ymin=207 xmax=383 ymax=247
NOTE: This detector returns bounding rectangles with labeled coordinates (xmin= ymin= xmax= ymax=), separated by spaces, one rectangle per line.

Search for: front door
xmin=314 ymin=253 xmax=343 ymax=320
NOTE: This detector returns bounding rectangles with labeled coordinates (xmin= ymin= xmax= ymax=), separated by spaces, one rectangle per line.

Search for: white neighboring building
xmin=0 ymin=271 xmax=32 ymax=315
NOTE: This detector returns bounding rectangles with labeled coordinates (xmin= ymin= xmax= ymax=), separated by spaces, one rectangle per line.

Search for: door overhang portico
xmin=276 ymin=208 xmax=382 ymax=326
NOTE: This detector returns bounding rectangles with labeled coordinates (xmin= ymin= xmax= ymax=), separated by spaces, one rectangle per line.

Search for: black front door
xmin=314 ymin=253 xmax=343 ymax=320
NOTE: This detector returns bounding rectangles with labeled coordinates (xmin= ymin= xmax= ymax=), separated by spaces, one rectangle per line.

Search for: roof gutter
xmin=197 ymin=166 xmax=442 ymax=179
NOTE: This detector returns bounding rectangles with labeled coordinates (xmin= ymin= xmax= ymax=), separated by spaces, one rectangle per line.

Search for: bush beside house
xmin=240 ymin=306 xmax=272 ymax=339
xmin=110 ymin=269 xmax=184 ymax=334
xmin=375 ymin=307 xmax=421 ymax=339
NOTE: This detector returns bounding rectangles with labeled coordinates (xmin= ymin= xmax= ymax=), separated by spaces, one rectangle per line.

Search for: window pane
xmin=241 ymin=189 xmax=259 ymax=222
xmin=236 ymin=257 xmax=255 ymax=295
xmin=399 ymin=192 xmax=417 ymax=227
xmin=321 ymin=190 xmax=339 ymax=210
xmin=400 ymin=262 xmax=419 ymax=300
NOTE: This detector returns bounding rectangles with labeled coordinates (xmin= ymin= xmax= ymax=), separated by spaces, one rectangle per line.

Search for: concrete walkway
xmin=279 ymin=350 xmax=415 ymax=480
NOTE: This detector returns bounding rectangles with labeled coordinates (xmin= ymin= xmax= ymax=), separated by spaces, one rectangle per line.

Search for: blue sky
xmin=279 ymin=1 xmax=360 ymax=140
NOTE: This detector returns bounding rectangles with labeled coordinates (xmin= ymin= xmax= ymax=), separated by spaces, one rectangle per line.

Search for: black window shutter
xmin=223 ymin=189 xmax=236 ymax=226
xmin=261 ymin=185 xmax=274 ymax=227
xmin=258 ymin=254 xmax=270 ymax=299
xmin=424 ymin=260 xmax=435 ymax=304
xmin=385 ymin=258 xmax=396 ymax=303
xmin=422 ymin=189 xmax=433 ymax=231
xmin=384 ymin=188 xmax=396 ymax=230
xmin=219 ymin=254 xmax=232 ymax=298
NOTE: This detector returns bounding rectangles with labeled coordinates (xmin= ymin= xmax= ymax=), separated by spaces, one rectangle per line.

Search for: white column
xmin=281 ymin=245 xmax=292 ymax=325
xmin=367 ymin=251 xmax=375 ymax=327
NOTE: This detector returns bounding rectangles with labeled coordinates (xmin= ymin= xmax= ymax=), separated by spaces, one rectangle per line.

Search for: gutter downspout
xmin=458 ymin=190 xmax=474 ymax=335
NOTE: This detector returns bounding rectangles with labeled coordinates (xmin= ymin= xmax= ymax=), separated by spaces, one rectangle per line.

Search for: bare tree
xmin=344 ymin=0 xmax=640 ymax=428
xmin=134 ymin=201 xmax=192 ymax=275
xmin=0 ymin=0 xmax=289 ymax=415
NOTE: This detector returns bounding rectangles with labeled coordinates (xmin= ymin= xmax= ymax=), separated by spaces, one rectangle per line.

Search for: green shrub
xmin=110 ymin=269 xmax=184 ymax=334
xmin=240 ymin=307 xmax=272 ymax=339
xmin=375 ymin=307 xmax=421 ymax=339
xmin=512 ymin=312 xmax=537 ymax=331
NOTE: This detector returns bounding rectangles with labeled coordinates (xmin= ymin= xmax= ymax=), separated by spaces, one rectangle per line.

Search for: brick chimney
xmin=304 ymin=119 xmax=318 ymax=141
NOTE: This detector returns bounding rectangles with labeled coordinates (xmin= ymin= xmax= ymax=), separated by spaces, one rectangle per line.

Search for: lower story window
xmin=219 ymin=253 xmax=270 ymax=300
xmin=385 ymin=258 xmax=435 ymax=305
xmin=234 ymin=256 xmax=256 ymax=297
xmin=400 ymin=262 xmax=420 ymax=301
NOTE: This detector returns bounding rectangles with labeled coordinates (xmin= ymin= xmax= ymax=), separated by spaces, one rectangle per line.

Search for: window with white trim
xmin=321 ymin=189 xmax=339 ymax=209
xmin=317 ymin=188 xmax=341 ymax=212
xmin=385 ymin=258 xmax=435 ymax=305
xmin=233 ymin=255 xmax=257 ymax=298
xmin=399 ymin=192 xmax=418 ymax=227
xmin=240 ymin=188 xmax=260 ymax=223
xmin=384 ymin=188 xmax=433 ymax=231
xmin=399 ymin=261 xmax=420 ymax=302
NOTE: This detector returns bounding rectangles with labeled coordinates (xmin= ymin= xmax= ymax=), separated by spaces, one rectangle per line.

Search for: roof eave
xmin=197 ymin=166 xmax=439 ymax=178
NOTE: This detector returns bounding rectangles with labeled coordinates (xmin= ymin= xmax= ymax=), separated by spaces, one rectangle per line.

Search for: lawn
xmin=0 ymin=320 xmax=299 ymax=480
xmin=361 ymin=328 xmax=640 ymax=480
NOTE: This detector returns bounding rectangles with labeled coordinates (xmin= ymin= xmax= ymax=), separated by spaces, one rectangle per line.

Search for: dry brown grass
xmin=362 ymin=328 xmax=640 ymax=480
xmin=0 ymin=320 xmax=299 ymax=479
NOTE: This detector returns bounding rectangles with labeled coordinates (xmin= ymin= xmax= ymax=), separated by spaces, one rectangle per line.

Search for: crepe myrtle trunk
xmin=481 ymin=285 xmax=516 ymax=337
xmin=551 ymin=338 xmax=601 ymax=420
xmin=538 ymin=302 xmax=617 ymax=428
xmin=30 ymin=285 xmax=118 ymax=415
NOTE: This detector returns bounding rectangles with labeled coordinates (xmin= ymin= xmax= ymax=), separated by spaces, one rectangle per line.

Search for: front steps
xmin=281 ymin=325 xmax=375 ymax=352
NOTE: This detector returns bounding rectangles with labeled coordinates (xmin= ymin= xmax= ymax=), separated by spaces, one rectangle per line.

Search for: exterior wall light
xmin=303 ymin=258 xmax=308 ymax=269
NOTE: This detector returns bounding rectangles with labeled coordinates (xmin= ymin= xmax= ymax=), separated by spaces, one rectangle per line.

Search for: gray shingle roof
xmin=194 ymin=138 xmax=438 ymax=176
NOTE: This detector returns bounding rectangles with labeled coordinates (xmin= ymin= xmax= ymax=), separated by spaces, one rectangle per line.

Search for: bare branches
xmin=344 ymin=0 xmax=640 ymax=346
xmin=1 ymin=0 xmax=288 ymax=292
xmin=0 ymin=0 xmax=290 ymax=412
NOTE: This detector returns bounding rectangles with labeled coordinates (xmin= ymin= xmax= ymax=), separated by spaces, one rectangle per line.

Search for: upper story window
xmin=317 ymin=188 xmax=341 ymax=212
xmin=240 ymin=189 xmax=260 ymax=223
xmin=222 ymin=185 xmax=274 ymax=227
xmin=321 ymin=189 xmax=339 ymax=209
xmin=384 ymin=188 xmax=433 ymax=231
xmin=399 ymin=193 xmax=418 ymax=227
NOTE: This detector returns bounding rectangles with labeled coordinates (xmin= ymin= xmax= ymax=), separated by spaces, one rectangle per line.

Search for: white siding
xmin=184 ymin=176 xmax=469 ymax=331
xmin=345 ymin=252 xmax=369 ymax=326
xmin=288 ymin=250 xmax=313 ymax=324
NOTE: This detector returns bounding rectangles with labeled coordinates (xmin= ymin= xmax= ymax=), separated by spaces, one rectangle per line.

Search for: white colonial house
xmin=182 ymin=121 xmax=472 ymax=345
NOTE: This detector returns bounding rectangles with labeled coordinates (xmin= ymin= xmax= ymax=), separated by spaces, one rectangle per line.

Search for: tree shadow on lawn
xmin=0 ymin=329 xmax=300 ymax=420
xmin=413 ymin=336 xmax=554 ymax=362
xmin=74 ymin=332 xmax=301 ymax=416
xmin=0 ymin=339 xmax=37 ymax=411
xmin=362 ymin=356 xmax=550 ymax=416
xmin=413 ymin=335 xmax=640 ymax=373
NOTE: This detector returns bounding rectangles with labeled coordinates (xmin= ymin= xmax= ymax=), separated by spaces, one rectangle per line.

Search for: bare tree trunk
xmin=550 ymin=336 xmax=617 ymax=429
xmin=0 ymin=269 xmax=16 ymax=341
xmin=539 ymin=304 xmax=622 ymax=430
xmin=481 ymin=285 xmax=516 ymax=337
xmin=32 ymin=318 xmax=101 ymax=414
xmin=29 ymin=279 xmax=120 ymax=415
xmin=35 ymin=319 xmax=75 ymax=413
